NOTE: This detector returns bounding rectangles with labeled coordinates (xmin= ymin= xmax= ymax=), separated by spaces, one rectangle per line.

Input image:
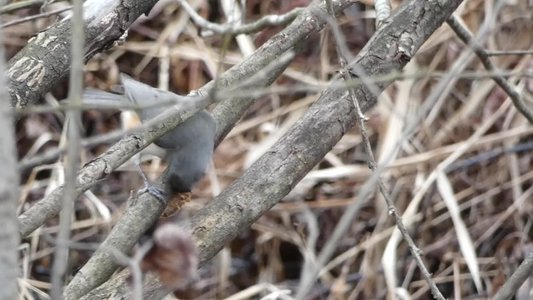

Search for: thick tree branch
xmin=82 ymin=0 xmax=464 ymax=298
xmin=7 ymin=0 xmax=159 ymax=107
xmin=8 ymin=1 xmax=355 ymax=298
xmin=18 ymin=0 xmax=353 ymax=239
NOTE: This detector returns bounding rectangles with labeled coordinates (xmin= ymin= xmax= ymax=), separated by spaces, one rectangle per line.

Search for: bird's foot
xmin=134 ymin=157 xmax=168 ymax=203
xmin=139 ymin=184 xmax=168 ymax=204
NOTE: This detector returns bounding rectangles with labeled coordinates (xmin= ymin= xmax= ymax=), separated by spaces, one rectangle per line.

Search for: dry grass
xmin=5 ymin=0 xmax=532 ymax=299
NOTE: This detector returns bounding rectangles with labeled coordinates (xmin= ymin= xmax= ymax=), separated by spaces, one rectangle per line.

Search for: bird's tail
xmin=82 ymin=88 xmax=130 ymax=109
xmin=81 ymin=73 xmax=179 ymax=121
xmin=120 ymin=73 xmax=175 ymax=121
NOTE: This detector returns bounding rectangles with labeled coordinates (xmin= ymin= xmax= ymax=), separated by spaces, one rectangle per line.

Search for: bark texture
xmin=82 ymin=0 xmax=464 ymax=299
xmin=7 ymin=0 xmax=158 ymax=107
xmin=62 ymin=2 xmax=354 ymax=299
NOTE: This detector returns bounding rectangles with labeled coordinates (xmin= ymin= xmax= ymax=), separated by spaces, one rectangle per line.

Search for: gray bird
xmin=83 ymin=74 xmax=216 ymax=195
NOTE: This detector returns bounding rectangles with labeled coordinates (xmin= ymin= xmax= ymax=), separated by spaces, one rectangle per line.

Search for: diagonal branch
xmin=10 ymin=1 xmax=356 ymax=299
xmin=17 ymin=0 xmax=354 ymax=239
xmin=82 ymin=0 xmax=465 ymax=298
xmin=7 ymin=0 xmax=159 ymax=108
xmin=446 ymin=15 xmax=533 ymax=123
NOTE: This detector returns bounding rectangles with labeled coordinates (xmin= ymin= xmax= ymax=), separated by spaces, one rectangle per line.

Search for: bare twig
xmin=1 ymin=6 xmax=71 ymax=28
xmin=62 ymin=41 xmax=300 ymax=300
xmin=49 ymin=0 xmax=84 ymax=298
xmin=87 ymin=0 xmax=461 ymax=292
xmin=493 ymin=251 xmax=533 ymax=300
xmin=19 ymin=128 xmax=125 ymax=172
xmin=76 ymin=0 xmax=462 ymax=298
xmin=379 ymin=6 xmax=508 ymax=294
xmin=447 ymin=141 xmax=533 ymax=172
xmin=114 ymin=241 xmax=154 ymax=300
xmin=485 ymin=50 xmax=533 ymax=56
xmin=7 ymin=0 xmax=160 ymax=107
xmin=177 ymin=0 xmax=303 ymax=36
xmin=0 ymin=0 xmax=20 ymax=297
xmin=446 ymin=15 xmax=533 ymax=123
xmin=0 ymin=0 xmax=47 ymax=14
xmin=297 ymin=2 xmax=445 ymax=299
xmin=342 ymin=22 xmax=447 ymax=300
xmin=17 ymin=66 xmax=528 ymax=174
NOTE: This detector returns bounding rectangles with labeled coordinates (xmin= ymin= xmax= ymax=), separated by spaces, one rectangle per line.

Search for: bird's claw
xmin=139 ymin=184 xmax=168 ymax=204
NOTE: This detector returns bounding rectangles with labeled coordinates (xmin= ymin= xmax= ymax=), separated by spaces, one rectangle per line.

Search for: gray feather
xmin=83 ymin=73 xmax=217 ymax=193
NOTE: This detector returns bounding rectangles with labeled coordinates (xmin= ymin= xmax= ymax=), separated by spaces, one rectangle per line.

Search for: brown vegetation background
xmin=2 ymin=0 xmax=532 ymax=299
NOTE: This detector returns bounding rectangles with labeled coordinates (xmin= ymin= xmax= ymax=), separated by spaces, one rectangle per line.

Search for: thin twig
xmin=49 ymin=0 xmax=83 ymax=297
xmin=177 ymin=0 xmax=303 ymax=36
xmin=324 ymin=1 xmax=445 ymax=299
xmin=61 ymin=48 xmax=298 ymax=300
xmin=486 ymin=50 xmax=533 ymax=56
xmin=76 ymin=0 xmax=466 ymax=297
xmin=447 ymin=140 xmax=533 ymax=172
xmin=446 ymin=15 xmax=533 ymax=123
xmin=0 ymin=0 xmax=46 ymax=14
xmin=0 ymin=0 xmax=21 ymax=297
xmin=1 ymin=6 xmax=71 ymax=28
xmin=375 ymin=5 xmax=508 ymax=296
xmin=17 ymin=66 xmax=529 ymax=173
xmin=19 ymin=129 xmax=125 ymax=172
xmin=493 ymin=251 xmax=533 ymax=300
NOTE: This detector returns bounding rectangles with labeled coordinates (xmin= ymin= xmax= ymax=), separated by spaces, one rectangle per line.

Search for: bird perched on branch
xmin=82 ymin=74 xmax=216 ymax=198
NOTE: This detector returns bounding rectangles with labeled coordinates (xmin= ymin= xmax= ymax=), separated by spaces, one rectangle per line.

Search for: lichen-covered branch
xmin=14 ymin=1 xmax=355 ymax=299
xmin=7 ymin=0 xmax=159 ymax=107
xmin=82 ymin=0 xmax=465 ymax=299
